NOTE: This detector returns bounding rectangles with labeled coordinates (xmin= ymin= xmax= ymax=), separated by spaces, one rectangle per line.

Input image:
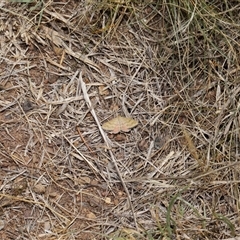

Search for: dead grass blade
xmin=0 ymin=193 xmax=70 ymax=223
xmin=42 ymin=26 xmax=100 ymax=72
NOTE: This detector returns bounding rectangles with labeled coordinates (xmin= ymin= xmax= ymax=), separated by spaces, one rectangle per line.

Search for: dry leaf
xmin=86 ymin=212 xmax=97 ymax=219
xmin=22 ymin=99 xmax=34 ymax=112
xmin=33 ymin=184 xmax=46 ymax=194
xmin=53 ymin=45 xmax=64 ymax=56
xmin=104 ymin=197 xmax=112 ymax=204
xmin=138 ymin=138 xmax=148 ymax=151
xmin=114 ymin=133 xmax=126 ymax=141
xmin=98 ymin=85 xmax=109 ymax=96
xmin=102 ymin=116 xmax=138 ymax=134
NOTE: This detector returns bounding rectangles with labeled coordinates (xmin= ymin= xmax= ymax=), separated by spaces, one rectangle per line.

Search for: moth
xmin=102 ymin=116 xmax=138 ymax=134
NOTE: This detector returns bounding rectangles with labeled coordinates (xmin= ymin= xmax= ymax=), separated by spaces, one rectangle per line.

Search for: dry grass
xmin=1 ymin=0 xmax=240 ymax=239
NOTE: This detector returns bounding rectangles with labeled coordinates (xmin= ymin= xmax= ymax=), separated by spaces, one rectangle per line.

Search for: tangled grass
xmin=0 ymin=0 xmax=240 ymax=239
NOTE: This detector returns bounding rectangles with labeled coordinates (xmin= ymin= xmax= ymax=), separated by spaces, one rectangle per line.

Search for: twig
xmin=76 ymin=126 xmax=93 ymax=152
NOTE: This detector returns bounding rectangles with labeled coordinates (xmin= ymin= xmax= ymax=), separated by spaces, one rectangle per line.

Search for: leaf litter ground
xmin=0 ymin=0 xmax=240 ymax=239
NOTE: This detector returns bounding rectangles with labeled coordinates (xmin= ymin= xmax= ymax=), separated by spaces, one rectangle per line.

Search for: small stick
xmin=76 ymin=126 xmax=93 ymax=152
xmin=59 ymin=49 xmax=65 ymax=66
